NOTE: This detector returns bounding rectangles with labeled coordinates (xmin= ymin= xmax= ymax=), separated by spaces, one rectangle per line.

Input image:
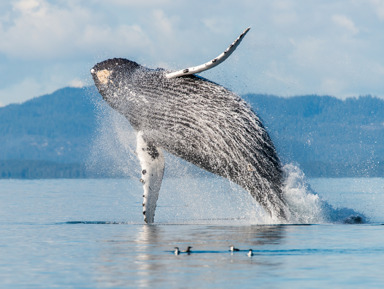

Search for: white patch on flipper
xmin=136 ymin=131 xmax=165 ymax=223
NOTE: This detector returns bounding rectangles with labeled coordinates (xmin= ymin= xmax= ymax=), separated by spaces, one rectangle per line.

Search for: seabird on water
xmin=229 ymin=245 xmax=240 ymax=252
xmin=174 ymin=246 xmax=192 ymax=255
xmin=183 ymin=246 xmax=192 ymax=254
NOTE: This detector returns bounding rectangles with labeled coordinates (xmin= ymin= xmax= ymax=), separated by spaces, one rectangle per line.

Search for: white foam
xmin=282 ymin=163 xmax=366 ymax=224
xmin=282 ymin=163 xmax=326 ymax=224
xmin=87 ymin=97 xmax=366 ymax=224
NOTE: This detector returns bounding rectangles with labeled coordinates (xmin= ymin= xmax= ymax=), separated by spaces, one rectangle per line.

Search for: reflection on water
xmin=135 ymin=225 xmax=161 ymax=288
xmin=95 ymin=224 xmax=287 ymax=288
xmin=2 ymin=179 xmax=383 ymax=288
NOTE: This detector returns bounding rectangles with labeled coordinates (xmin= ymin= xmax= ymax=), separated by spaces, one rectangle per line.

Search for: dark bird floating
xmin=229 ymin=245 xmax=240 ymax=252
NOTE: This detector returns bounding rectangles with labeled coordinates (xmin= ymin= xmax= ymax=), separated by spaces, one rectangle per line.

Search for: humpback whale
xmin=91 ymin=28 xmax=289 ymax=223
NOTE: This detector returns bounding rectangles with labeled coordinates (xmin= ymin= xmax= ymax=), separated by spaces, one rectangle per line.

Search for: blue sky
xmin=1 ymin=0 xmax=384 ymax=106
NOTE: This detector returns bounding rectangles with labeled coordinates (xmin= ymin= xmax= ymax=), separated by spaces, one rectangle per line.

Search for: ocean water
xmin=1 ymin=177 xmax=384 ymax=288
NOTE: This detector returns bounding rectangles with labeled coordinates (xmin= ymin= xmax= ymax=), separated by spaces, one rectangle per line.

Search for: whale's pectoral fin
xmin=136 ymin=131 xmax=165 ymax=223
xmin=165 ymin=27 xmax=250 ymax=79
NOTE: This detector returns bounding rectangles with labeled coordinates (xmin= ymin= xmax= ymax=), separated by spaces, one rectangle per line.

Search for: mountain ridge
xmin=0 ymin=87 xmax=383 ymax=178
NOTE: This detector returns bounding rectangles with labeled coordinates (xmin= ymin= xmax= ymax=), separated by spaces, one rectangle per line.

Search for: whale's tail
xmin=225 ymin=134 xmax=289 ymax=221
xmin=248 ymin=182 xmax=288 ymax=221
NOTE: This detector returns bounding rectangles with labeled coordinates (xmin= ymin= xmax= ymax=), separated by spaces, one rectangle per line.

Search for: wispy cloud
xmin=332 ymin=14 xmax=359 ymax=35
xmin=0 ymin=0 xmax=384 ymax=105
xmin=0 ymin=0 xmax=152 ymax=60
xmin=69 ymin=79 xmax=85 ymax=88
xmin=369 ymin=0 xmax=384 ymax=21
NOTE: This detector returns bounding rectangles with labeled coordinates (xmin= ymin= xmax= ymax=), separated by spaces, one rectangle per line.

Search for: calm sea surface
xmin=1 ymin=177 xmax=384 ymax=288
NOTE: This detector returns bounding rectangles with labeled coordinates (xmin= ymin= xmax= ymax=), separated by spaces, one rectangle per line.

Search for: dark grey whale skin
xmin=91 ymin=58 xmax=288 ymax=220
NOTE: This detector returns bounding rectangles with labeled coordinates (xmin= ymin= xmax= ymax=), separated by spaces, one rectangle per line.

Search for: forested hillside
xmin=0 ymin=87 xmax=383 ymax=178
xmin=0 ymin=87 xmax=97 ymax=162
xmin=0 ymin=87 xmax=98 ymax=178
xmin=246 ymin=94 xmax=384 ymax=176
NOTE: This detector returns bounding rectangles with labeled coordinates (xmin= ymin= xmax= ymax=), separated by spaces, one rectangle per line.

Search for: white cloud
xmin=152 ymin=9 xmax=175 ymax=37
xmin=332 ymin=14 xmax=359 ymax=35
xmin=96 ymin=0 xmax=172 ymax=7
xmin=369 ymin=0 xmax=384 ymax=21
xmin=1 ymin=0 xmax=87 ymax=59
xmin=80 ymin=24 xmax=151 ymax=57
xmin=0 ymin=0 xmax=151 ymax=60
xmin=321 ymin=78 xmax=346 ymax=97
xmin=270 ymin=0 xmax=298 ymax=27
xmin=0 ymin=77 xmax=43 ymax=104
xmin=272 ymin=0 xmax=295 ymax=10
xmin=69 ymin=79 xmax=85 ymax=88
xmin=1 ymin=0 xmax=384 ymax=104
xmin=202 ymin=18 xmax=227 ymax=34
xmin=290 ymin=37 xmax=326 ymax=68
xmin=13 ymin=0 xmax=40 ymax=13
xmin=0 ymin=60 xmax=93 ymax=105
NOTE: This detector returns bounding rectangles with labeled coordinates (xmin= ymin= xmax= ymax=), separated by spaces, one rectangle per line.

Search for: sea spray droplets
xmin=86 ymin=85 xmax=363 ymax=224
xmin=283 ymin=164 xmax=325 ymax=224
xmin=282 ymin=163 xmax=367 ymax=224
xmin=86 ymin=99 xmax=139 ymax=178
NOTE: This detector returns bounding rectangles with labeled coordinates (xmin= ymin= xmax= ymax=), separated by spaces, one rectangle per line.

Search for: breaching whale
xmin=91 ymin=28 xmax=289 ymax=223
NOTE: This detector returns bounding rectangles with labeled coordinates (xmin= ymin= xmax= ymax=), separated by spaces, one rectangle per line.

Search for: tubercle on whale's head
xmin=90 ymin=58 xmax=141 ymax=102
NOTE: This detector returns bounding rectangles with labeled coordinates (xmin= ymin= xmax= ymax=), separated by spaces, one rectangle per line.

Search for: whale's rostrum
xmin=91 ymin=28 xmax=289 ymax=223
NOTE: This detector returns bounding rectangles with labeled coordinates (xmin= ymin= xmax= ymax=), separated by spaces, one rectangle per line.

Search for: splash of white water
xmin=86 ymin=100 xmax=139 ymax=179
xmin=282 ymin=163 xmax=366 ymax=224
xmin=87 ymin=97 xmax=366 ymax=224
xmin=282 ymin=164 xmax=326 ymax=224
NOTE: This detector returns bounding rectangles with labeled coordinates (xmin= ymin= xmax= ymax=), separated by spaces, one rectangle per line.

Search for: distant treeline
xmin=299 ymin=161 xmax=384 ymax=178
xmin=245 ymin=93 xmax=384 ymax=177
xmin=1 ymin=87 xmax=384 ymax=178
xmin=0 ymin=160 xmax=88 ymax=179
xmin=1 ymin=159 xmax=383 ymax=179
